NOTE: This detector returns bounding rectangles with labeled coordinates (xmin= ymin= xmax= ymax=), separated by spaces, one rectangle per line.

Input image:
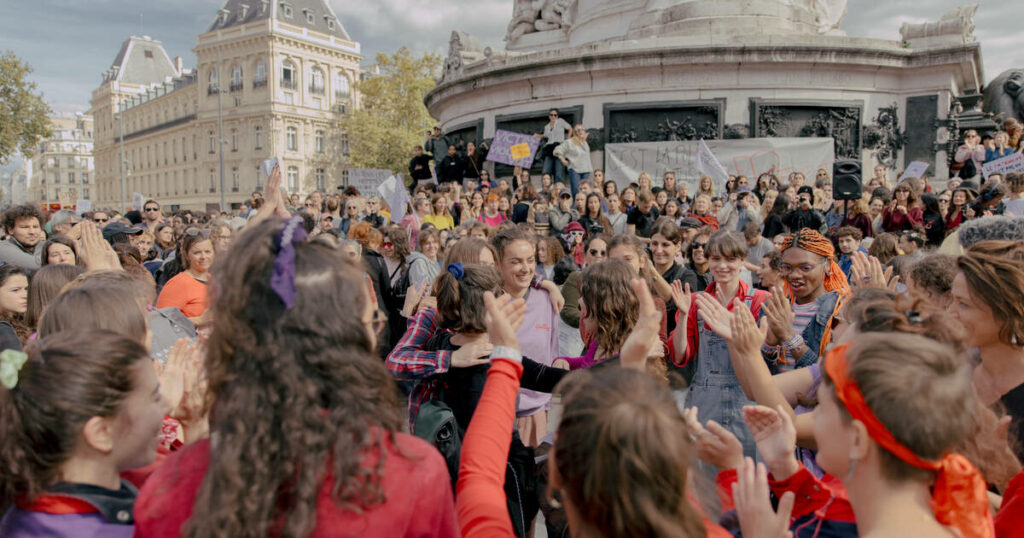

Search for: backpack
xmin=958 ymin=157 xmax=977 ymax=179
xmin=412 ymin=399 xmax=462 ymax=490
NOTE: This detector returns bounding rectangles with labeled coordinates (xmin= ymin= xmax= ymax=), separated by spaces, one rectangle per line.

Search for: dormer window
xmin=325 ymin=17 xmax=335 ymax=30
xmin=218 ymin=9 xmax=229 ymax=25
xmin=303 ymin=9 xmax=314 ymax=24
xmin=240 ymin=4 xmax=250 ymax=18
xmin=260 ymin=0 xmax=269 ymax=15
xmin=280 ymin=2 xmax=292 ymax=18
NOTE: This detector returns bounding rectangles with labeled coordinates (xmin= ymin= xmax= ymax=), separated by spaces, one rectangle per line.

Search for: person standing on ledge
xmin=535 ymin=108 xmax=572 ymax=186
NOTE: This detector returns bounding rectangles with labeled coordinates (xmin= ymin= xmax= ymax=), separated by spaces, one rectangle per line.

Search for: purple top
xmin=0 ymin=509 xmax=133 ymax=538
xmin=515 ymin=287 xmax=559 ymax=417
xmin=795 ymin=361 xmax=825 ymax=478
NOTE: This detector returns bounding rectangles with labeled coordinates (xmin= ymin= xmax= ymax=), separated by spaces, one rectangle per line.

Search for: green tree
xmin=0 ymin=52 xmax=52 ymax=165
xmin=343 ymin=47 xmax=440 ymax=174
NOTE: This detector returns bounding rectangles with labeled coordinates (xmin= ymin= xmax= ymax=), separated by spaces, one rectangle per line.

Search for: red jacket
xmin=134 ymin=433 xmax=458 ymax=537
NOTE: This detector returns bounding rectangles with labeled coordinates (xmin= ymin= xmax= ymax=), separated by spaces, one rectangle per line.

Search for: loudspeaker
xmin=833 ymin=160 xmax=862 ymax=201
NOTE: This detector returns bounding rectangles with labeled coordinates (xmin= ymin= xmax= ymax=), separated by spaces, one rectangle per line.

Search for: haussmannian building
xmin=26 ymin=114 xmax=95 ymax=210
xmin=90 ymin=0 xmax=361 ymax=212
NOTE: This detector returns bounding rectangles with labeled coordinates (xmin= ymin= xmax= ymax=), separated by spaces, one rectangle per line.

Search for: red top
xmin=996 ymin=468 xmax=1024 ymax=538
xmin=688 ymin=212 xmax=720 ymax=231
xmin=670 ymin=280 xmax=768 ymax=366
xmin=881 ymin=206 xmax=924 ymax=233
xmin=134 ymin=433 xmax=458 ymax=538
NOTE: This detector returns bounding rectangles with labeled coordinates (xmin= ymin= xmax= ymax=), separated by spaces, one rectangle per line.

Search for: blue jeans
xmin=568 ymin=170 xmax=590 ymax=197
xmin=542 ymin=154 xmax=566 ymax=184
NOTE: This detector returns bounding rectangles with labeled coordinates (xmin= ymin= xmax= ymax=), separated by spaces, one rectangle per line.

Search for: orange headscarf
xmin=825 ymin=344 xmax=993 ymax=538
xmin=780 ymin=228 xmax=849 ymax=358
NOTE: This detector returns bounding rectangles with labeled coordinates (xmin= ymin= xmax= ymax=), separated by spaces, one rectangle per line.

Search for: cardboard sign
xmin=76 ymin=199 xmax=92 ymax=214
xmin=981 ymin=152 xmax=1024 ymax=179
xmin=899 ymin=161 xmax=930 ymax=182
xmin=131 ymin=192 xmax=145 ymax=211
xmin=347 ymin=168 xmax=392 ymax=194
xmin=486 ymin=130 xmax=541 ymax=168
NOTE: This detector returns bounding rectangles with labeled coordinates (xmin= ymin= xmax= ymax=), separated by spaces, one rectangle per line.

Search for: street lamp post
xmin=216 ymin=45 xmax=226 ymax=212
xmin=118 ymin=102 xmax=126 ymax=213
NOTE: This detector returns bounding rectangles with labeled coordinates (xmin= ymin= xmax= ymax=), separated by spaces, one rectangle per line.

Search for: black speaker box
xmin=833 ymin=160 xmax=862 ymax=201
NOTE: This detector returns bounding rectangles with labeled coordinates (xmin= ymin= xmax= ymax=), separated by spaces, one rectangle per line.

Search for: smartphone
xmin=260 ymin=157 xmax=279 ymax=179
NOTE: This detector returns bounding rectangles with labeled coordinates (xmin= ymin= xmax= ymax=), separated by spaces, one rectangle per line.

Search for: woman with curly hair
xmin=133 ymin=217 xmax=458 ymax=537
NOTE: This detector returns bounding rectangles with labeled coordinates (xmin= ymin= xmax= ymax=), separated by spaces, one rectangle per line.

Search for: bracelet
xmin=783 ymin=334 xmax=804 ymax=351
xmin=490 ymin=345 xmax=522 ymax=363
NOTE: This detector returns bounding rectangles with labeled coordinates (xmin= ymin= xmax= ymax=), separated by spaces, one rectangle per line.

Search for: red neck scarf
xmin=824 ymin=344 xmax=993 ymax=538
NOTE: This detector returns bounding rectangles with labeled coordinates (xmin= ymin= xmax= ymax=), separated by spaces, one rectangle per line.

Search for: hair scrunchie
xmin=447 ymin=262 xmax=465 ymax=280
xmin=270 ymin=216 xmax=308 ymax=309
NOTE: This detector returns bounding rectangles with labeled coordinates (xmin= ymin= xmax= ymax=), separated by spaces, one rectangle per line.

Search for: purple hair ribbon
xmin=270 ymin=216 xmax=308 ymax=308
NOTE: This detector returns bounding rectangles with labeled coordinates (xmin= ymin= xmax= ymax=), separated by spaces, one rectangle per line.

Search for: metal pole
xmin=216 ymin=45 xmax=226 ymax=212
xmin=119 ymin=102 xmax=126 ymax=213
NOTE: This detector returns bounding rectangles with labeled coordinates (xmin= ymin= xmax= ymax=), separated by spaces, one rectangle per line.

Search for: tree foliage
xmin=342 ymin=47 xmax=440 ymax=174
xmin=0 ymin=52 xmax=52 ymax=165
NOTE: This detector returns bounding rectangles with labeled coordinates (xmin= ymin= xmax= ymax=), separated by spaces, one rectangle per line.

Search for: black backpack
xmin=412 ymin=398 xmax=462 ymax=490
xmin=959 ymin=157 xmax=977 ymax=179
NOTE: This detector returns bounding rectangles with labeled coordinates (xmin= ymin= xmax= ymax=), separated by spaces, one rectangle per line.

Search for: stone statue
xmin=506 ymin=0 xmax=543 ymax=42
xmin=441 ymin=31 xmax=486 ymax=81
xmin=983 ymin=69 xmax=1024 ymax=124
xmin=899 ymin=4 xmax=977 ymax=47
xmin=811 ymin=0 xmax=847 ymax=35
xmin=535 ymin=0 xmax=575 ymax=32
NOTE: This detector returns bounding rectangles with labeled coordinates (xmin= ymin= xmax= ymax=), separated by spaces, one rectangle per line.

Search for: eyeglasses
xmin=779 ymin=259 xmax=827 ymax=276
xmin=570 ymin=231 xmax=584 ymax=237
xmin=939 ymin=198 xmax=951 ymax=203
xmin=94 ymin=217 xmax=109 ymax=223
xmin=588 ymin=248 xmax=606 ymax=257
xmin=144 ymin=207 xmax=160 ymax=212
xmin=549 ymin=113 xmax=558 ymax=117
xmin=184 ymin=228 xmax=211 ymax=237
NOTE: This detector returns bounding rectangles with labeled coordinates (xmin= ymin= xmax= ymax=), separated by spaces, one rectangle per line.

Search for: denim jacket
xmin=765 ymin=290 xmax=842 ymax=371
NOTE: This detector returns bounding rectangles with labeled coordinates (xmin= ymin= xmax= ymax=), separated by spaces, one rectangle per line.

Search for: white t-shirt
xmin=543 ymin=118 xmax=572 ymax=144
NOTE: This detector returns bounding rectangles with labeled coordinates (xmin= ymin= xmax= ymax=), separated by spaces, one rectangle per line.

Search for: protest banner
xmin=696 ymin=139 xmax=730 ymax=194
xmin=981 ymin=152 xmax=1024 ymax=179
xmin=605 ymin=137 xmax=835 ymax=191
xmin=75 ymin=199 xmax=92 ymax=214
xmin=486 ymin=130 xmax=541 ymax=168
xmin=132 ymin=192 xmax=145 ymax=211
xmin=899 ymin=161 xmax=929 ymax=183
xmin=347 ymin=168 xmax=392 ymax=194
xmin=378 ymin=174 xmax=410 ymax=223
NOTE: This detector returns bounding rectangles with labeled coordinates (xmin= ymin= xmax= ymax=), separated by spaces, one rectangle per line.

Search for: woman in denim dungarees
xmin=672 ymin=231 xmax=771 ymax=464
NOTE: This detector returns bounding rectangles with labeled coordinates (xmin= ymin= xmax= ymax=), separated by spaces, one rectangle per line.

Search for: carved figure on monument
xmin=507 ymin=0 xmax=543 ymax=42
xmin=811 ymin=0 xmax=847 ymax=35
xmin=535 ymin=0 xmax=575 ymax=32
xmin=441 ymin=31 xmax=486 ymax=81
xmin=983 ymin=69 xmax=1024 ymax=124
xmin=899 ymin=4 xmax=977 ymax=47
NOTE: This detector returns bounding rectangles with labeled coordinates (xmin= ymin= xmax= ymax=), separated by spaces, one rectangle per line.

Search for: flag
xmin=696 ymin=139 xmax=729 ymax=194
xmin=378 ymin=174 xmax=409 ymax=223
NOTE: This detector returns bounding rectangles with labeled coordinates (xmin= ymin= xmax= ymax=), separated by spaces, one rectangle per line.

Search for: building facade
xmin=26 ymin=114 xmax=95 ymax=210
xmin=90 ymin=0 xmax=360 ymax=212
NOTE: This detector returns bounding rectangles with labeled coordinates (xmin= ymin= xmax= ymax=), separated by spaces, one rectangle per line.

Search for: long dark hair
xmin=770 ymin=193 xmax=791 ymax=217
xmin=434 ymin=264 xmax=502 ymax=334
xmin=185 ymin=218 xmax=402 ymax=537
xmin=25 ymin=264 xmax=86 ymax=329
xmin=0 ymin=265 xmax=30 ymax=342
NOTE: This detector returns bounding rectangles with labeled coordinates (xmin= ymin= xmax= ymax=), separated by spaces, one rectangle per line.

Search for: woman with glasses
xmin=881 ymin=183 xmax=923 ymax=233
xmin=156 ymin=229 xmax=214 ymax=321
xmin=537 ymin=109 xmax=571 ymax=185
xmin=686 ymin=232 xmax=712 ymax=291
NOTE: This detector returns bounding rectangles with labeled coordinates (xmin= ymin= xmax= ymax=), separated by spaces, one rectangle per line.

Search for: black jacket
xmin=437 ymin=155 xmax=465 ymax=183
xmin=408 ymin=155 xmax=433 ymax=181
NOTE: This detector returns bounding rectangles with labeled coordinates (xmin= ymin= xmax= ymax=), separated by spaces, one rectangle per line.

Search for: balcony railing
xmin=253 ymin=78 xmax=267 ymax=89
xmin=207 ymin=85 xmax=220 ymax=95
xmin=229 ymin=81 xmax=243 ymax=92
xmin=309 ymin=84 xmax=325 ymax=95
xmin=281 ymin=79 xmax=296 ymax=90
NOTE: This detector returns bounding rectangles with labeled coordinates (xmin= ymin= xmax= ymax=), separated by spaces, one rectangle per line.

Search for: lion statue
xmin=983 ymin=69 xmax=1024 ymax=124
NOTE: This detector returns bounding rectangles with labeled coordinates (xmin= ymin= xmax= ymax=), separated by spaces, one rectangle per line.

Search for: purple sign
xmin=486 ymin=129 xmax=541 ymax=168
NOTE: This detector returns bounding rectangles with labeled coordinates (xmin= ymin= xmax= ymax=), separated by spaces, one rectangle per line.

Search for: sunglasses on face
xmin=382 ymin=241 xmax=393 ymax=249
xmin=588 ymin=249 xmax=606 ymax=256
xmin=144 ymin=207 xmax=160 ymax=212
xmin=691 ymin=242 xmax=707 ymax=250
xmin=185 ymin=228 xmax=211 ymax=237
xmin=570 ymin=231 xmax=584 ymax=237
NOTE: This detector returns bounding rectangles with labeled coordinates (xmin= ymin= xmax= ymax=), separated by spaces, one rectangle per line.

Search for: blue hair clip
xmin=447 ymin=262 xmax=465 ymax=280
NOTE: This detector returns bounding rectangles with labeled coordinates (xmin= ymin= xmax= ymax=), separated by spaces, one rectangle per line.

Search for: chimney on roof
xmin=175 ymin=56 xmax=183 ymax=74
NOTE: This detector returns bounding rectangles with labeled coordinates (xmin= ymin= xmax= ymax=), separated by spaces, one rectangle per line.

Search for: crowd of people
xmin=0 ymin=143 xmax=1022 ymax=538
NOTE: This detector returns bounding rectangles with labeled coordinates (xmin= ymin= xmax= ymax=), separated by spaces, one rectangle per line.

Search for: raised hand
xmin=683 ymin=407 xmax=744 ymax=471
xmin=77 ymin=221 xmax=122 ymax=271
xmin=733 ymin=458 xmax=795 ymax=538
xmin=620 ymin=278 xmax=663 ymax=371
xmin=694 ymin=292 xmax=733 ymax=339
xmin=483 ymin=291 xmax=526 ymax=351
xmin=670 ymin=280 xmax=693 ymax=313
xmin=155 ymin=338 xmax=191 ymax=412
xmin=729 ymin=298 xmax=768 ymax=357
xmin=762 ymin=286 xmax=795 ymax=341
xmin=743 ymin=405 xmax=799 ymax=480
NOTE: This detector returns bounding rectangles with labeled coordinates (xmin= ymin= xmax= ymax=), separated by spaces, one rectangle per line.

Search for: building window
xmin=341 ymin=132 xmax=349 ymax=156
xmin=309 ymin=68 xmax=324 ymax=95
xmin=287 ymin=166 xmax=298 ymax=191
xmin=210 ymin=169 xmax=216 ymax=193
xmin=82 ymin=172 xmax=89 ymax=183
xmin=209 ymin=131 xmax=216 ymax=153
xmin=281 ymin=3 xmax=293 ymax=18
xmin=67 ymin=157 xmax=75 ymax=167
xmin=254 ymin=60 xmax=267 ymax=88
xmin=230 ymin=65 xmax=243 ymax=92
xmin=286 ymin=126 xmax=297 ymax=151
xmin=304 ymin=9 xmax=314 ymax=24
xmin=254 ymin=125 xmax=263 ymax=149
xmin=208 ymin=68 xmax=219 ymax=95
xmin=83 ymin=188 xmax=89 ymax=199
xmin=281 ymin=60 xmax=296 ymax=90
xmin=315 ymin=130 xmax=324 ymax=153
xmin=231 ymin=128 xmax=238 ymax=152
xmin=326 ymin=18 xmax=335 ymax=31
xmin=315 ymin=168 xmax=325 ymax=190
xmin=232 ymin=167 xmax=240 ymax=192
xmin=334 ymin=72 xmax=350 ymax=99
xmin=68 ymin=172 xmax=74 ymax=182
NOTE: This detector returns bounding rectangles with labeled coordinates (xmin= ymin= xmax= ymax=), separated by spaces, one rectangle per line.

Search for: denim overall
xmin=684 ymin=292 xmax=760 ymax=484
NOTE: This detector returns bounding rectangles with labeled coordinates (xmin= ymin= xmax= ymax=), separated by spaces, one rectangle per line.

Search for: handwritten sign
xmin=486 ymin=130 xmax=541 ymax=168
xmin=899 ymin=161 xmax=929 ymax=182
xmin=347 ymin=168 xmax=392 ymax=194
xmin=75 ymin=199 xmax=91 ymax=214
xmin=605 ymin=138 xmax=835 ymax=191
xmin=981 ymin=152 xmax=1024 ymax=179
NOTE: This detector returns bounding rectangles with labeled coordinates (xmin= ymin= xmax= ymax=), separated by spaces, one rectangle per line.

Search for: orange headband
xmin=824 ymin=344 xmax=993 ymax=538
xmin=780 ymin=228 xmax=850 ymax=358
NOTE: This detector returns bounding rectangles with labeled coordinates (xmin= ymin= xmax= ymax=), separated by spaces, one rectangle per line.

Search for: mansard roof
xmin=102 ymin=36 xmax=179 ymax=85
xmin=208 ymin=0 xmax=351 ymax=40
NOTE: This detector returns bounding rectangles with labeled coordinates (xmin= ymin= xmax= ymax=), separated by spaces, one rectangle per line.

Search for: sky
xmin=0 ymin=0 xmax=1021 ymax=117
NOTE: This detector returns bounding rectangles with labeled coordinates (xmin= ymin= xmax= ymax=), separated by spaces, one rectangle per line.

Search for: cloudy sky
xmin=0 ymin=0 xmax=1020 ymax=116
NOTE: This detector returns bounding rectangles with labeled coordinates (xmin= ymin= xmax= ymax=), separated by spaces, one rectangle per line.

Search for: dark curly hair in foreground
xmin=184 ymin=218 xmax=402 ymax=537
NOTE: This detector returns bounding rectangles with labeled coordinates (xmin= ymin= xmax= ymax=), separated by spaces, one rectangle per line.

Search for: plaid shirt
xmin=386 ymin=276 xmax=548 ymax=429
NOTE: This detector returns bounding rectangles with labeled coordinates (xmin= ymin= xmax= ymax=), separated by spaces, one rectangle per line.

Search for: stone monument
xmin=426 ymin=0 xmax=987 ymax=181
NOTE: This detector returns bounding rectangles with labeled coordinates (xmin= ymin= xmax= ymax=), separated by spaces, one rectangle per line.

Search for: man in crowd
xmin=141 ymin=199 xmax=163 ymax=231
xmin=48 ymin=209 xmax=81 ymax=237
xmin=626 ymin=189 xmax=660 ymax=240
xmin=718 ymin=187 xmax=762 ymax=232
xmin=0 ymin=205 xmax=45 ymax=270
xmin=437 ymin=145 xmax=465 ymax=186
xmin=836 ymin=226 xmax=867 ymax=280
xmin=784 ymin=186 xmax=826 ymax=233
xmin=91 ymin=210 xmax=111 ymax=227
xmin=408 ymin=145 xmax=434 ymax=186
xmin=424 ymin=126 xmax=450 ymax=169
